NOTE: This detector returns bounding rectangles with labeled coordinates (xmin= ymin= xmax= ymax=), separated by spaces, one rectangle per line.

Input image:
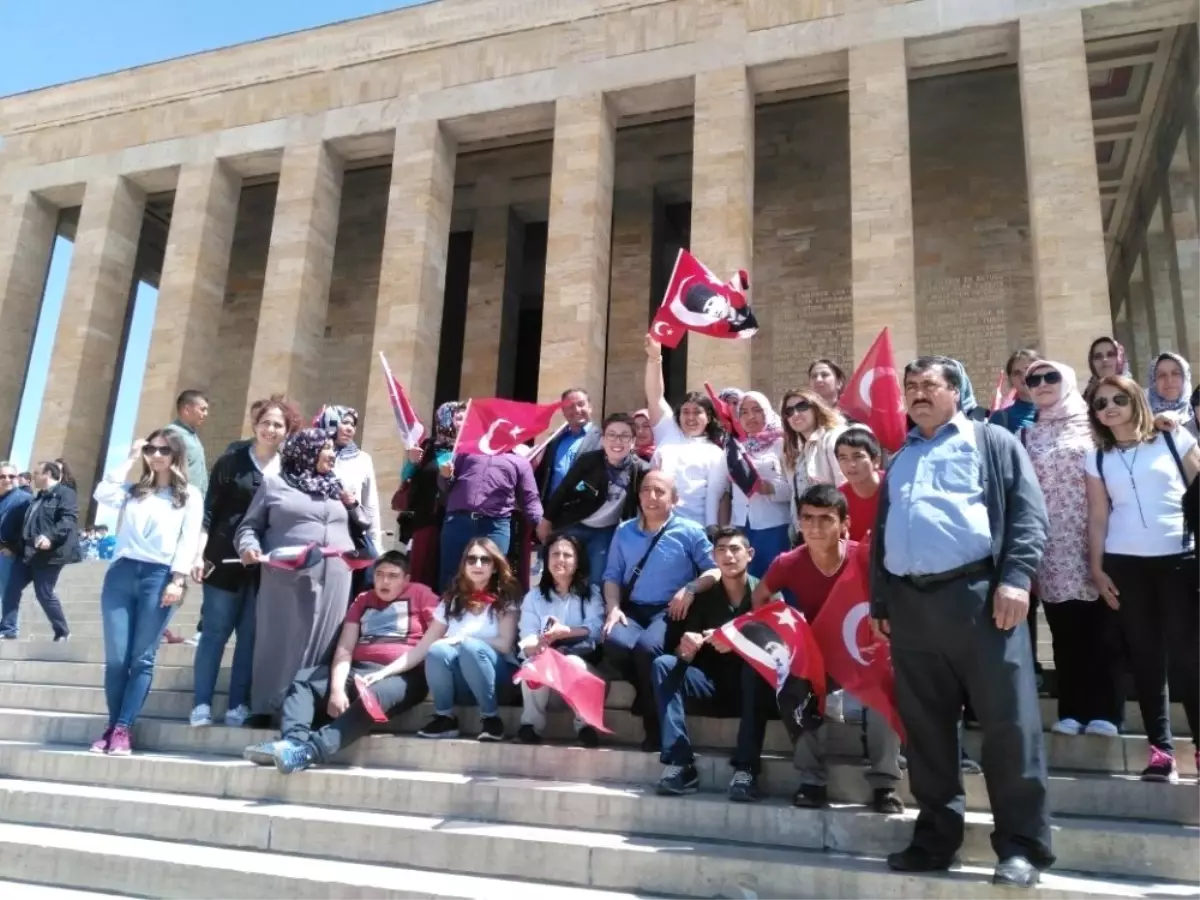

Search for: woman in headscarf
xmin=235 ymin=429 xmax=370 ymax=721
xmin=1022 ymin=360 xmax=1122 ymax=737
xmin=630 ymin=409 xmax=656 ymax=462
xmin=399 ymin=402 xmax=466 ymax=589
xmin=314 ymin=405 xmax=382 ymax=554
xmin=952 ymin=360 xmax=989 ymax=422
xmin=1085 ymin=336 xmax=1130 ymax=398
xmin=1146 ymin=352 xmax=1195 ymax=430
xmin=989 ymin=349 xmax=1042 ymax=434
xmin=729 ymin=391 xmax=791 ymax=577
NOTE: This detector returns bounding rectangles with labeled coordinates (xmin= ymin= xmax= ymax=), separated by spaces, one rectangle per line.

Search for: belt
xmin=898 ymin=558 xmax=992 ymax=591
xmin=449 ymin=511 xmax=498 ymax=522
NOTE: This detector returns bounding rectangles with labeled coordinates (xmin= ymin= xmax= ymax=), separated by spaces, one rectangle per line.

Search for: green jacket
xmin=166 ymin=419 xmax=208 ymax=496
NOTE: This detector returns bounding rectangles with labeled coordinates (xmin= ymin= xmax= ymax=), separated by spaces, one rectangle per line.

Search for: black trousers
xmin=1042 ymin=599 xmax=1124 ymax=727
xmin=280 ymin=661 xmax=428 ymax=762
xmin=887 ymin=569 xmax=1052 ymax=866
xmin=0 ymin=560 xmax=69 ymax=638
xmin=1104 ymin=552 xmax=1199 ymax=751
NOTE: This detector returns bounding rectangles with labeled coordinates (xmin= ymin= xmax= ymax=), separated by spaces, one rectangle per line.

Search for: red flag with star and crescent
xmin=840 ymin=327 xmax=907 ymax=453
xmin=513 ymin=648 xmax=612 ymax=733
xmin=811 ymin=535 xmax=905 ymax=740
xmin=455 ymin=398 xmax=560 ymax=456
xmin=648 ymin=249 xmax=757 ymax=348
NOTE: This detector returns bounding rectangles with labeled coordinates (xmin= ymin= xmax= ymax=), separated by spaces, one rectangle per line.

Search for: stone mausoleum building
xmin=0 ymin=0 xmax=1196 ymax=515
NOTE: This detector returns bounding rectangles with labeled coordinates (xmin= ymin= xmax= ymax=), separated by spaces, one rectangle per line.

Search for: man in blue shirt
xmin=870 ymin=356 xmax=1050 ymax=889
xmin=0 ymin=461 xmax=32 ymax=604
xmin=602 ymin=470 xmax=717 ymax=749
xmin=536 ymin=388 xmax=601 ymax=499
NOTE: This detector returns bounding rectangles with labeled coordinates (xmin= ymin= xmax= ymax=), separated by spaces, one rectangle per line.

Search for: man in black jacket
xmin=535 ymin=388 xmax=602 ymax=500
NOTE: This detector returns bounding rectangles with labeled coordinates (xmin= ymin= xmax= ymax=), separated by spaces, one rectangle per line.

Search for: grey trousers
xmin=795 ymin=697 xmax=902 ymax=789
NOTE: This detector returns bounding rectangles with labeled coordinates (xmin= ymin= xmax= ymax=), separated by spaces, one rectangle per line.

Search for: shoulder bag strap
xmin=624 ymin=522 xmax=670 ymax=598
xmin=1161 ymin=430 xmax=1190 ymax=484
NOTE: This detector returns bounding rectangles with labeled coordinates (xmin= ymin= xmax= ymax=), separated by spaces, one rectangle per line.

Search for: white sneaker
xmin=224 ymin=704 xmax=251 ymax=727
xmin=189 ymin=704 xmax=213 ymax=727
xmin=1052 ymin=718 xmax=1083 ymax=735
xmin=1084 ymin=719 xmax=1119 ymax=737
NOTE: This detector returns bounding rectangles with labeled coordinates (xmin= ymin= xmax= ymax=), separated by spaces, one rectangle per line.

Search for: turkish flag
xmin=990 ymin=370 xmax=1016 ymax=413
xmin=513 ymin=648 xmax=612 ymax=733
xmin=725 ymin=437 xmax=761 ymax=497
xmin=456 ymin=398 xmax=560 ymax=456
xmin=811 ymin=536 xmax=905 ymax=741
xmin=379 ymin=352 xmax=426 ymax=447
xmin=704 ymin=382 xmax=746 ymax=439
xmin=239 ymin=543 xmax=376 ymax=572
xmin=649 ymin=250 xmax=757 ymax=349
xmin=841 ymin=328 xmax=907 ymax=453
xmin=353 ymin=675 xmax=390 ymax=723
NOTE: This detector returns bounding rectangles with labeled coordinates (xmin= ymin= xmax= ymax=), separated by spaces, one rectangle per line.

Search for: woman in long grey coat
xmin=236 ymin=429 xmax=368 ymax=719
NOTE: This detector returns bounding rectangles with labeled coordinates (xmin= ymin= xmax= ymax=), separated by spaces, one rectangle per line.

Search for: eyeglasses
xmin=465 ymin=554 xmax=494 ymax=566
xmin=603 ymin=431 xmax=634 ymax=442
xmin=1091 ymin=393 xmax=1131 ymax=412
xmin=143 ymin=445 xmax=172 ymax=456
xmin=784 ymin=400 xmax=812 ymax=417
xmin=1025 ymin=371 xmax=1063 ymax=388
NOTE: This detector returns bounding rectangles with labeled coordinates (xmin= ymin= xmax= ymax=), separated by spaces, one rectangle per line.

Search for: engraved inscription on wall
xmin=769 ymin=285 xmax=852 ymax=397
xmin=917 ymin=273 xmax=1015 ymax=386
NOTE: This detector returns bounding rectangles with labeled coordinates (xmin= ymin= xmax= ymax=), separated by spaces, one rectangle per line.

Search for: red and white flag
xmin=379 ymin=353 xmax=425 ymax=447
xmin=649 ymin=250 xmax=757 ymax=349
xmin=353 ymin=675 xmax=389 ymax=723
xmin=514 ymin=422 xmax=567 ymax=468
xmin=704 ymin=382 xmax=746 ymax=439
xmin=227 ymin=543 xmax=376 ymax=572
xmin=513 ymin=648 xmax=612 ymax=733
xmin=456 ymin=398 xmax=560 ymax=456
xmin=840 ymin=328 xmax=907 ymax=453
xmin=811 ymin=536 xmax=905 ymax=740
xmin=990 ymin=370 xmax=1016 ymax=413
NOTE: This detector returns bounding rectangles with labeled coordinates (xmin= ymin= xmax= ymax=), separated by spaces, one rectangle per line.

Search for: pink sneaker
xmin=107 ymin=726 xmax=133 ymax=756
xmin=89 ymin=727 xmax=113 ymax=754
xmin=1140 ymin=746 xmax=1178 ymax=783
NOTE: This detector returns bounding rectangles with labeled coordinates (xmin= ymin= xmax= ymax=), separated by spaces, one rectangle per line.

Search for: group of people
xmin=3 ymin=329 xmax=1196 ymax=892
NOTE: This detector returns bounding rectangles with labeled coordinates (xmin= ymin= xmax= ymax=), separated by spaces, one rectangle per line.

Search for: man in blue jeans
xmin=602 ymin=471 xmax=717 ymax=749
xmin=0 ymin=462 xmax=32 ymax=608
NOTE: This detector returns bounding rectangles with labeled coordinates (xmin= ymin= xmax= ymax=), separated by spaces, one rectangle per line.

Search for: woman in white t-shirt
xmin=415 ymin=538 xmax=519 ymax=742
xmin=643 ymin=335 xmax=728 ymax=526
xmin=1085 ymin=374 xmax=1200 ymax=783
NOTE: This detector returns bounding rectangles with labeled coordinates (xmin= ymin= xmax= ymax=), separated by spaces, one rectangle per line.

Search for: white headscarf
xmin=1026 ymin=361 xmax=1087 ymax=423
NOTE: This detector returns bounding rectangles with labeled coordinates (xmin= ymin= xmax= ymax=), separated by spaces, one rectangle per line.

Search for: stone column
xmin=243 ymin=142 xmax=343 ymax=426
xmin=1169 ymin=170 xmax=1199 ymax=363
xmin=1137 ymin=247 xmax=1160 ymax=360
xmin=605 ymin=179 xmax=656 ymax=416
xmin=687 ymin=67 xmax=755 ymax=390
xmin=1019 ymin=11 xmax=1112 ymax=378
xmin=459 ymin=195 xmax=510 ymax=400
xmin=135 ymin=160 xmax=240 ymax=438
xmin=1128 ymin=277 xmax=1153 ymax=370
xmin=361 ymin=122 xmax=457 ymax=507
xmin=35 ymin=175 xmax=145 ymax=504
xmin=1146 ymin=226 xmax=1184 ymax=358
xmin=540 ymin=93 xmax=616 ymax=407
xmin=849 ymin=40 xmax=917 ymax=365
xmin=0 ymin=192 xmax=57 ymax=450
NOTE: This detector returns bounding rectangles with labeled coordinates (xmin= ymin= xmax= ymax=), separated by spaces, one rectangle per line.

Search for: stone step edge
xmin=0 ymin=780 xmax=1190 ymax=899
xmin=0 ymin=879 xmax=131 ymax=900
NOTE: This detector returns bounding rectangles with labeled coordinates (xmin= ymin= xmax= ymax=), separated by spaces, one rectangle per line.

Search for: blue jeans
xmin=603 ymin=603 xmax=669 ymax=738
xmin=101 ymin=559 xmax=177 ymax=728
xmin=439 ymin=513 xmax=512 ymax=591
xmin=193 ymin=582 xmax=257 ymax=710
xmin=0 ymin=558 xmax=69 ymax=638
xmin=652 ymin=654 xmax=743 ymax=765
xmin=0 ymin=553 xmax=12 ymax=604
xmin=747 ymin=524 xmax=791 ymax=579
xmin=564 ymin=523 xmax=615 ymax=587
xmin=424 ymin=637 xmax=516 ymax=718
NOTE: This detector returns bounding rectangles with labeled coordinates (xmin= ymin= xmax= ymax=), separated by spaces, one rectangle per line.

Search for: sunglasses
xmin=1025 ymin=370 xmax=1063 ymax=388
xmin=465 ymin=554 xmax=494 ymax=566
xmin=0 ymin=475 xmax=15 ymax=481
xmin=784 ymin=400 xmax=813 ymax=417
xmin=1091 ymin=393 xmax=1131 ymax=412
xmin=143 ymin=445 xmax=172 ymax=456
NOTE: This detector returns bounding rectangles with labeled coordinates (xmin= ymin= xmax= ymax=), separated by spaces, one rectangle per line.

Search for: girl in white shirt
xmin=643 ymin=335 xmax=728 ymax=526
xmin=1085 ymin=375 xmax=1200 ymax=783
xmin=516 ymin=533 xmax=605 ymax=746
xmin=415 ymin=538 xmax=519 ymax=742
xmin=729 ymin=392 xmax=792 ymax=577
xmin=90 ymin=430 xmax=204 ymax=757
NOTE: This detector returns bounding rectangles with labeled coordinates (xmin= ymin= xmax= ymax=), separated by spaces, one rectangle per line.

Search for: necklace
xmin=1114 ymin=443 xmax=1148 ymax=528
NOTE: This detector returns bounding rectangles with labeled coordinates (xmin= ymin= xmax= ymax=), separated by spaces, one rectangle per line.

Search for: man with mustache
xmin=869 ymin=355 xmax=1051 ymax=889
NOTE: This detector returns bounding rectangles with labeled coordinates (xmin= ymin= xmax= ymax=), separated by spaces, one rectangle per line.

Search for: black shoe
xmin=727 ymin=770 xmax=760 ymax=803
xmin=53 ymin=633 xmax=70 ymax=642
xmin=516 ymin=724 xmax=541 ymax=745
xmin=478 ymin=715 xmax=505 ymax=742
xmin=416 ymin=715 xmax=460 ymax=739
xmin=886 ymin=846 xmax=959 ymax=872
xmin=576 ymin=726 xmax=599 ymax=748
xmin=871 ymin=787 xmax=905 ymax=814
xmin=791 ymin=783 xmax=827 ymax=809
xmin=993 ymin=856 xmax=1040 ymax=889
xmin=656 ymin=764 xmax=699 ymax=796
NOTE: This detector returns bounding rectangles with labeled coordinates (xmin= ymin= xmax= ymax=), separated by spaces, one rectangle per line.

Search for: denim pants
xmin=193 ymin=581 xmax=257 ymax=710
xmin=438 ymin=513 xmax=512 ymax=591
xmin=652 ymin=653 xmax=742 ymax=766
xmin=564 ymin=523 xmax=615 ymax=587
xmin=0 ymin=553 xmax=12 ymax=606
xmin=603 ymin=603 xmax=669 ymax=737
xmin=0 ymin=558 xmax=69 ymax=638
xmin=424 ymin=637 xmax=516 ymax=718
xmin=101 ymin=558 xmax=177 ymax=728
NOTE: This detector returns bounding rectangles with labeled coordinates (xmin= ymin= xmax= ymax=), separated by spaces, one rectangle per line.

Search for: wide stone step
xmin=0 ymin=879 xmax=132 ymax=899
xmin=0 ymin=822 xmax=653 ymax=900
xmin=0 ymin=781 xmax=1192 ymax=898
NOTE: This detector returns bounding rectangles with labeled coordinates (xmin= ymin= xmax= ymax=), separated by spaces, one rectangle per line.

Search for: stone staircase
xmin=0 ymin=561 xmax=1197 ymax=898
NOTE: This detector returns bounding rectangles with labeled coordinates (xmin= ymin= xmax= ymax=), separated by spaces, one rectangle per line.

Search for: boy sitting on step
xmin=243 ymin=550 xmax=438 ymax=773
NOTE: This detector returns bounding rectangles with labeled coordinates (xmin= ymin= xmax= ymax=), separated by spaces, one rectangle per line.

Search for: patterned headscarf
xmin=949 ymin=360 xmax=979 ymax=414
xmin=1025 ymin=360 xmax=1087 ymax=423
xmin=434 ymin=401 xmax=467 ymax=450
xmin=718 ymin=387 xmax=745 ymax=408
xmin=280 ymin=429 xmax=343 ymax=499
xmin=1087 ymin=336 xmax=1131 ymax=380
xmin=1147 ymin=352 xmax=1195 ymax=422
xmin=737 ymin=390 xmax=784 ymax=455
xmin=313 ymin=405 xmax=360 ymax=459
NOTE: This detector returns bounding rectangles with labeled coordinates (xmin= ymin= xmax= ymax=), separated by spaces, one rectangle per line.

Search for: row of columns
xmin=0 ymin=10 xmax=1111 ymax=507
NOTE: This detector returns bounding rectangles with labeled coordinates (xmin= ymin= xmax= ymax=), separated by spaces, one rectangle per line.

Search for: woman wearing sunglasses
xmin=416 ymin=538 xmax=520 ymax=741
xmin=779 ymin=389 xmax=846 ymax=532
xmin=1085 ymin=375 xmax=1200 ymax=782
xmin=90 ymin=431 xmax=204 ymax=756
xmin=1021 ymin=362 xmax=1121 ymax=738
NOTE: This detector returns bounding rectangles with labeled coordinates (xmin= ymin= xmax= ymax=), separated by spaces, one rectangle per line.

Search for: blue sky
xmin=3 ymin=1 xmax=421 ymax=519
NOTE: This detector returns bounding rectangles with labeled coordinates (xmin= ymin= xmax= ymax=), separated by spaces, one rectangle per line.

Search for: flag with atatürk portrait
xmin=648 ymin=250 xmax=757 ymax=348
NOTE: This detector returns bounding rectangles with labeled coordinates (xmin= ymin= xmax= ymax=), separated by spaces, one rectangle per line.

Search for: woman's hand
xmin=1092 ymin=569 xmax=1120 ymax=609
xmin=756 ymin=480 xmax=775 ymax=496
xmin=339 ymin=489 xmax=358 ymax=508
xmin=191 ymin=557 xmax=207 ymax=583
xmin=1153 ymin=414 xmax=1178 ymax=432
xmin=129 ymin=438 xmax=146 ymax=459
xmin=33 ymin=535 xmax=51 ymax=551
xmin=240 ymin=548 xmax=264 ymax=566
xmin=535 ymin=520 xmax=552 ymax=544
xmin=161 ymin=580 xmax=185 ymax=607
xmin=438 ymin=461 xmax=454 ymax=479
xmin=644 ymin=334 xmax=662 ymax=359
xmin=407 ymin=447 xmax=424 ymax=464
xmin=543 ymin=621 xmax=572 ymax=644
